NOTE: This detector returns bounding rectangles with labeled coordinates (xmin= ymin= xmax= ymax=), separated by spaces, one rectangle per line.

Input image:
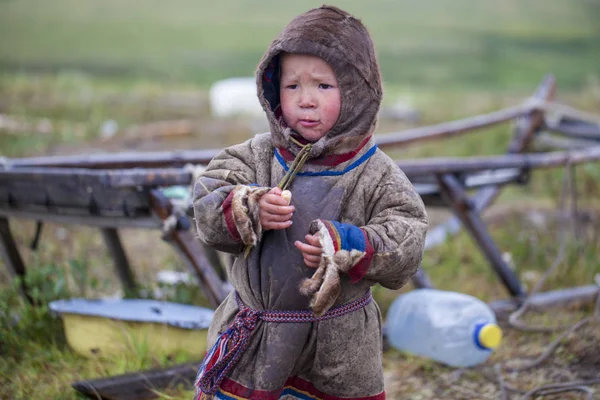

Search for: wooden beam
xmin=149 ymin=190 xmax=229 ymax=307
xmin=376 ymin=103 xmax=534 ymax=149
xmin=489 ymin=285 xmax=599 ymax=319
xmin=101 ymin=228 xmax=137 ymax=293
xmin=0 ymin=217 xmax=32 ymax=302
xmin=412 ymin=75 xmax=556 ymax=291
xmin=397 ymin=146 xmax=600 ymax=178
xmin=72 ymin=361 xmax=201 ymax=400
xmin=8 ymin=149 xmax=220 ymax=170
xmin=436 ymin=174 xmax=525 ymax=297
xmin=0 ymin=209 xmax=161 ymax=229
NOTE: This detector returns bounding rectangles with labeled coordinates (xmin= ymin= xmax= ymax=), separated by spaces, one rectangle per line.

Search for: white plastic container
xmin=385 ymin=289 xmax=502 ymax=367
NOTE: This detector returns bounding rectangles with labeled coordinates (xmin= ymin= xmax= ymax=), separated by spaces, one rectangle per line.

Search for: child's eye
xmin=286 ymin=84 xmax=298 ymax=89
xmin=319 ymin=83 xmax=333 ymax=89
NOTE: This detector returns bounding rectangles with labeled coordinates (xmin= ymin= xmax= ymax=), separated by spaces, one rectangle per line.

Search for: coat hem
xmin=214 ymin=376 xmax=385 ymax=400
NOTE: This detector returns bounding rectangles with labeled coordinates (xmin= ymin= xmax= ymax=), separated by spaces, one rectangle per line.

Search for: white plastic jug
xmin=385 ymin=289 xmax=502 ymax=367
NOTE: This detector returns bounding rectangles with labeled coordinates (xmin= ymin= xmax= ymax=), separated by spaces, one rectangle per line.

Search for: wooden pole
xmin=376 ymin=103 xmax=534 ymax=149
xmin=149 ymin=190 xmax=229 ymax=307
xmin=0 ymin=217 xmax=32 ymax=302
xmin=411 ymin=75 xmax=556 ymax=291
xmin=101 ymin=228 xmax=137 ymax=294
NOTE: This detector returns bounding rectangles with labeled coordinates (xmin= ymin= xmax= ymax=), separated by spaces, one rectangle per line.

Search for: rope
xmin=277 ymin=139 xmax=313 ymax=190
xmin=195 ymin=290 xmax=372 ymax=396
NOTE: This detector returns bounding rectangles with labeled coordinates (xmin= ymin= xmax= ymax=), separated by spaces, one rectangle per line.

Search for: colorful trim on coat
xmin=222 ymin=184 xmax=260 ymax=242
xmin=222 ymin=191 xmax=241 ymax=242
xmin=215 ymin=376 xmax=385 ymax=400
xmin=277 ymin=136 xmax=372 ymax=167
xmin=274 ymin=145 xmax=377 ymax=177
xmin=320 ymin=220 xmax=374 ymax=283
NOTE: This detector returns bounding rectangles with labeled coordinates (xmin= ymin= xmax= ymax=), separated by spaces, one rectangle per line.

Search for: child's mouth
xmin=299 ymin=119 xmax=319 ymax=128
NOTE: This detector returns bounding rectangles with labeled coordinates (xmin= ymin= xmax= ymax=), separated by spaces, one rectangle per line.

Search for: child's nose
xmin=299 ymin=90 xmax=316 ymax=108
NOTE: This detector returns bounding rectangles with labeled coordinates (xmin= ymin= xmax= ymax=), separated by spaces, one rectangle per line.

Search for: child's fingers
xmin=294 ymin=240 xmax=323 ymax=256
xmin=304 ymin=234 xmax=322 ymax=248
xmin=268 ymin=187 xmax=282 ymax=195
xmin=262 ymin=211 xmax=293 ymax=223
xmin=261 ymin=203 xmax=295 ymax=216
xmin=264 ymin=220 xmax=293 ymax=230
xmin=294 ymin=241 xmax=322 ymax=268
xmin=303 ymin=253 xmax=321 ymax=265
xmin=262 ymin=194 xmax=295 ymax=210
xmin=303 ymin=256 xmax=320 ymax=268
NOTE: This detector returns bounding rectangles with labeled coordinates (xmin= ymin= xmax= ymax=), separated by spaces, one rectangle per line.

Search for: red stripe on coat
xmin=219 ymin=376 xmax=385 ymax=400
xmin=222 ymin=190 xmax=241 ymax=242
xmin=278 ymin=136 xmax=372 ymax=167
xmin=347 ymin=229 xmax=374 ymax=283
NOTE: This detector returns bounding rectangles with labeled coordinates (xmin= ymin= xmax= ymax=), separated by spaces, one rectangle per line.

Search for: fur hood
xmin=256 ymin=5 xmax=383 ymax=159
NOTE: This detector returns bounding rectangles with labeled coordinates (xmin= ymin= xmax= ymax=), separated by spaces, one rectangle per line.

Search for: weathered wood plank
xmin=410 ymin=75 xmax=556 ymax=291
xmin=397 ymin=146 xmax=600 ymax=178
xmin=149 ymin=190 xmax=229 ymax=307
xmin=101 ymin=228 xmax=137 ymax=292
xmin=0 ymin=209 xmax=160 ymax=229
xmin=72 ymin=361 xmax=200 ymax=400
xmin=0 ymin=217 xmax=32 ymax=302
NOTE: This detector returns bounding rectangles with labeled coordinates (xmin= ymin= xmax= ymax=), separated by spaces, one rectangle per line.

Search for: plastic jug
xmin=385 ymin=289 xmax=502 ymax=367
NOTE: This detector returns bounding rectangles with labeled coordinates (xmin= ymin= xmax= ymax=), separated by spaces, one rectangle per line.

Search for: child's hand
xmin=259 ymin=187 xmax=295 ymax=230
xmin=294 ymin=234 xmax=323 ymax=268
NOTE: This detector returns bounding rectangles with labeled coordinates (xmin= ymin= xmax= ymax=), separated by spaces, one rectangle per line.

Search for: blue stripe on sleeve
xmin=330 ymin=221 xmax=366 ymax=252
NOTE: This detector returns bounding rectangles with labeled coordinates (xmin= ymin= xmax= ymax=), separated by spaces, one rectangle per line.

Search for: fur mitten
xmin=299 ymin=220 xmax=366 ymax=316
xmin=230 ymin=185 xmax=271 ymax=246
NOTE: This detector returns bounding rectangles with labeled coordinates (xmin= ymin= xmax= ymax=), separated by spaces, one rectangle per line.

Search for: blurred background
xmin=1 ymin=0 xmax=599 ymax=156
xmin=1 ymin=1 xmax=600 ymax=399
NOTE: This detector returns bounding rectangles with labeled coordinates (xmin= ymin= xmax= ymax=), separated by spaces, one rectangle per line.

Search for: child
xmin=193 ymin=5 xmax=428 ymax=399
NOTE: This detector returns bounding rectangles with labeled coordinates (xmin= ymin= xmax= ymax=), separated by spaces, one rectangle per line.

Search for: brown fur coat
xmin=193 ymin=5 xmax=428 ymax=399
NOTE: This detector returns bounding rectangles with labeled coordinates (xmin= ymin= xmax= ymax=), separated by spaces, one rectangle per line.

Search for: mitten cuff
xmin=222 ymin=185 xmax=270 ymax=246
xmin=309 ymin=219 xmax=374 ymax=283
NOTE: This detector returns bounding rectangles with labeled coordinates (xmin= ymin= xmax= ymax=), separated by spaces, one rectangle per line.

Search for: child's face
xmin=279 ymin=53 xmax=341 ymax=142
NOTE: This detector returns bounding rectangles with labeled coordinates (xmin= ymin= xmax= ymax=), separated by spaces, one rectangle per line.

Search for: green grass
xmin=0 ymin=0 xmax=599 ymax=90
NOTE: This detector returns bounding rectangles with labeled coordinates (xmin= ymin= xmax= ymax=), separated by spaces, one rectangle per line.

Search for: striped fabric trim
xmin=274 ymin=145 xmax=377 ymax=177
xmin=277 ymin=136 xmax=372 ymax=166
xmin=196 ymin=292 xmax=373 ymax=395
xmin=222 ymin=184 xmax=260 ymax=242
xmin=319 ymin=220 xmax=373 ymax=283
xmin=347 ymin=229 xmax=375 ymax=283
xmin=216 ymin=376 xmax=385 ymax=400
xmin=222 ymin=191 xmax=241 ymax=242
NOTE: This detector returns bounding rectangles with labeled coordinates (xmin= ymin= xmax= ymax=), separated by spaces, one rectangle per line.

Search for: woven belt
xmin=195 ymin=290 xmax=373 ymax=395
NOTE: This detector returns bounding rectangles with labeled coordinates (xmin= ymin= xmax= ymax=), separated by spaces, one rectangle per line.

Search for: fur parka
xmin=193 ymin=5 xmax=428 ymax=399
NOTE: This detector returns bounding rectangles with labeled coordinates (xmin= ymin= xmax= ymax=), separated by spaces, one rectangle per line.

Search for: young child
xmin=193 ymin=5 xmax=428 ymax=399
